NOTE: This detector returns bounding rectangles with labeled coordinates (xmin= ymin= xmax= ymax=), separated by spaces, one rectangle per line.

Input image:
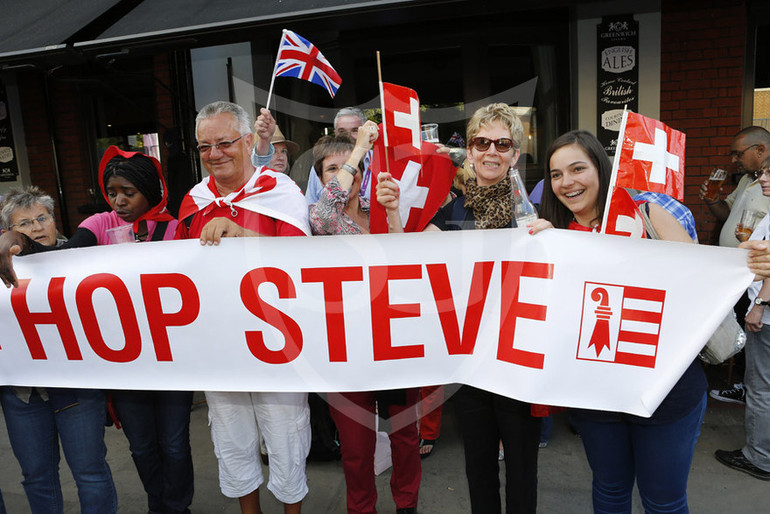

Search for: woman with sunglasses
xmin=377 ymin=103 xmax=541 ymax=514
xmin=526 ymin=129 xmax=709 ymax=513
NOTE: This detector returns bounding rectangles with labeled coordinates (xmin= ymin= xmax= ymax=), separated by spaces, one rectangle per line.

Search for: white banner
xmin=0 ymin=228 xmax=753 ymax=417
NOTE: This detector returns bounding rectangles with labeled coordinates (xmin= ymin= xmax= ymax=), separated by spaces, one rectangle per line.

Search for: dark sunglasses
xmin=470 ymin=137 xmax=516 ymax=153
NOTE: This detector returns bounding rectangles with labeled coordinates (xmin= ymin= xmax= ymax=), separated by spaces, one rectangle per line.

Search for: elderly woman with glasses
xmin=377 ymin=103 xmax=541 ymax=514
xmin=0 ymin=186 xmax=60 ymax=246
xmin=0 ymin=186 xmax=118 ymax=514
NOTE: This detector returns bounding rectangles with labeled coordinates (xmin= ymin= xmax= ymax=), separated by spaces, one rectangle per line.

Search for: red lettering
xmin=10 ymin=278 xmax=82 ymax=360
xmin=497 ymin=261 xmax=553 ymax=369
xmin=140 ymin=273 xmax=200 ymax=361
xmin=76 ymin=274 xmax=141 ymax=363
xmin=300 ymin=266 xmax=364 ymax=362
xmin=369 ymin=265 xmax=424 ymax=361
xmin=240 ymin=267 xmax=303 ymax=364
xmin=426 ymin=262 xmax=494 ymax=355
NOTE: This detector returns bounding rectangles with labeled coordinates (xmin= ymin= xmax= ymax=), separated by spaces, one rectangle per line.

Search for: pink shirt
xmin=79 ymin=211 xmax=178 ymax=245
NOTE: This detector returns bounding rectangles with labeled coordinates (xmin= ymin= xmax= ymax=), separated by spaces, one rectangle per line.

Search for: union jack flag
xmin=273 ymin=30 xmax=342 ymax=98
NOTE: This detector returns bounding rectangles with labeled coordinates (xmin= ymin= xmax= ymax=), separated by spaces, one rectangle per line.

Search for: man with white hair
xmin=177 ymin=101 xmax=311 ymax=514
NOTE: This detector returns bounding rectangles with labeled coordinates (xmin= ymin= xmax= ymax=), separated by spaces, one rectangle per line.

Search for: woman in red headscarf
xmin=0 ymin=146 xmax=193 ymax=514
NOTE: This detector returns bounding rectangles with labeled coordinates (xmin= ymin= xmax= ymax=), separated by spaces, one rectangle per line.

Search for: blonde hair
xmin=466 ymin=103 xmax=524 ymax=150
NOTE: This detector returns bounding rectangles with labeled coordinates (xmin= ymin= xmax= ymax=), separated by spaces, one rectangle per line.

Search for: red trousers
xmin=328 ymin=390 xmax=421 ymax=513
xmin=419 ymin=385 xmax=444 ymax=440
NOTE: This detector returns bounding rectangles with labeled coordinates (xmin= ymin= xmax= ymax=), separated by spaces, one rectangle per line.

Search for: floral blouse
xmin=309 ymin=176 xmax=370 ymax=235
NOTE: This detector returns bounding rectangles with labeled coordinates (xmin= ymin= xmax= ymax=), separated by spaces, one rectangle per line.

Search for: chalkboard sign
xmin=597 ymin=15 xmax=639 ymax=155
xmin=0 ymin=80 xmax=19 ymax=182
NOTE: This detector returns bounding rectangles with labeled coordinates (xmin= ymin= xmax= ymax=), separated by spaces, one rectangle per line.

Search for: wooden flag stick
xmin=376 ymin=51 xmax=390 ymax=175
xmin=599 ymin=104 xmax=628 ymax=234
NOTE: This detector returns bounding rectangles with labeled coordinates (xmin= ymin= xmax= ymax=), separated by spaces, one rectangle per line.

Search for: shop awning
xmin=0 ymin=0 xmax=123 ymax=62
xmin=74 ymin=0 xmax=417 ymax=51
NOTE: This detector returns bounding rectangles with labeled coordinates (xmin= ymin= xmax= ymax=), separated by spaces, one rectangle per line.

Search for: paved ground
xmin=0 ymin=387 xmax=767 ymax=513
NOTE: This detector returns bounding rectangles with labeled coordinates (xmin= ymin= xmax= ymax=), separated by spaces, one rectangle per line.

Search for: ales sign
xmin=597 ymin=14 xmax=639 ymax=155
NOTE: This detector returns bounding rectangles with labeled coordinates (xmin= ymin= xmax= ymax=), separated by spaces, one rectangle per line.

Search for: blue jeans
xmin=0 ymin=387 xmax=117 ymax=514
xmin=112 ymin=390 xmax=194 ymax=514
xmin=572 ymin=393 xmax=706 ymax=514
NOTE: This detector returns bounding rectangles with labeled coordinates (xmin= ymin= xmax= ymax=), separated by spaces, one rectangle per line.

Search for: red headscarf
xmin=98 ymin=146 xmax=174 ymax=233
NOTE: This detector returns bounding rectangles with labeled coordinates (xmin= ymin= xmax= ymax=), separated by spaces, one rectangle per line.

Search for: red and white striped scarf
xmin=178 ymin=167 xmax=311 ymax=235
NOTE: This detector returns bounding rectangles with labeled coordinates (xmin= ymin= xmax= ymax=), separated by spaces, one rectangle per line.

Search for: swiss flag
xmin=604 ymin=187 xmax=646 ymax=238
xmin=616 ymin=112 xmax=686 ymax=201
xmin=369 ymin=133 xmax=456 ymax=233
xmin=380 ymin=82 xmax=422 ymax=162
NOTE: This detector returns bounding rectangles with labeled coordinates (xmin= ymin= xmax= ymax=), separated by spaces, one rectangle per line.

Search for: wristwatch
xmin=754 ymin=297 xmax=769 ymax=306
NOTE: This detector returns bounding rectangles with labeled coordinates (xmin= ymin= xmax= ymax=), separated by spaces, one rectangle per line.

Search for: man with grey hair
xmin=305 ymin=107 xmax=372 ymax=204
xmin=700 ymin=126 xmax=770 ymax=248
xmin=176 ymin=101 xmax=311 ymax=514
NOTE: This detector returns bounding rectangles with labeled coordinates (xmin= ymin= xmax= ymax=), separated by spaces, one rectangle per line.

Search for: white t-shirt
xmin=747 ymin=213 xmax=770 ymax=324
xmin=720 ymin=174 xmax=770 ymax=248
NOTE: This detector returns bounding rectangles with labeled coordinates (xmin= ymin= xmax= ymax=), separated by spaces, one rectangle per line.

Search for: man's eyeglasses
xmin=10 ymin=214 xmax=52 ymax=230
xmin=753 ymin=168 xmax=770 ymax=180
xmin=197 ymin=134 xmax=246 ymax=154
xmin=729 ymin=144 xmax=758 ymax=159
xmin=470 ymin=137 xmax=517 ymax=153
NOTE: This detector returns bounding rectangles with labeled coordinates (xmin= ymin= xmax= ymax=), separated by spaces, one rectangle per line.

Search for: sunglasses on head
xmin=470 ymin=137 xmax=516 ymax=153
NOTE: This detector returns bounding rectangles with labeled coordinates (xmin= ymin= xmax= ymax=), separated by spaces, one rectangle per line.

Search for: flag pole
xmin=265 ymin=30 xmax=287 ymax=112
xmin=599 ymin=105 xmax=629 ymax=234
xmin=376 ymin=51 xmax=391 ymax=175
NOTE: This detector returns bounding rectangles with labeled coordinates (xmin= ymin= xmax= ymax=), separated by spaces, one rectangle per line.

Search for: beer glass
xmin=735 ymin=209 xmax=764 ymax=242
xmin=705 ymin=168 xmax=727 ymax=201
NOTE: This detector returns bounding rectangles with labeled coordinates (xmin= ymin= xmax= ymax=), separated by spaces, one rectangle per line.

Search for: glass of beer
xmin=705 ymin=168 xmax=727 ymax=201
xmin=736 ymin=209 xmax=764 ymax=242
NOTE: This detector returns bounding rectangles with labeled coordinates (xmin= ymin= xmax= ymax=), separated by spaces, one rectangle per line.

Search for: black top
xmin=430 ymin=196 xmax=517 ymax=231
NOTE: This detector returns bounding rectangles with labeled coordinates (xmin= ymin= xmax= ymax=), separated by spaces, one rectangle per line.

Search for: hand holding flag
xmin=369 ymin=82 xmax=456 ymax=233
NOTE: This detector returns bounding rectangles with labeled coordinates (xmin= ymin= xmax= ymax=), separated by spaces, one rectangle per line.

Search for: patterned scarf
xmin=463 ymin=176 xmax=513 ymax=230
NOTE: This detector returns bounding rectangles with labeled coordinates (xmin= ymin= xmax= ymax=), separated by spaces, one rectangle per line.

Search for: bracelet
xmin=706 ymin=198 xmax=720 ymax=205
xmin=341 ymin=163 xmax=358 ymax=176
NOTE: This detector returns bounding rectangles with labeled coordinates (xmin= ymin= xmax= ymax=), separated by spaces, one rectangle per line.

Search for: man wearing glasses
xmin=176 ymin=101 xmax=311 ymax=514
xmin=699 ymin=126 xmax=770 ymax=248
xmin=700 ymin=128 xmax=770 ymax=409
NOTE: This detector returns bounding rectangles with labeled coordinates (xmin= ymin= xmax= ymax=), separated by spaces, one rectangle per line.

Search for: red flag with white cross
xmin=370 ymin=138 xmax=456 ymax=233
xmin=615 ymin=112 xmax=686 ymax=201
xmin=369 ymin=82 xmax=455 ymax=233
xmin=604 ymin=187 xmax=647 ymax=238
xmin=380 ymin=82 xmax=422 ymax=162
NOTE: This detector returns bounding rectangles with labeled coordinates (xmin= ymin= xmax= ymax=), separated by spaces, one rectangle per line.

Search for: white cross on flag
xmin=615 ymin=112 xmax=686 ymax=201
xmin=380 ymin=82 xmax=422 ymax=162
xmin=369 ymin=83 xmax=455 ymax=233
xmin=369 ymin=131 xmax=456 ymax=234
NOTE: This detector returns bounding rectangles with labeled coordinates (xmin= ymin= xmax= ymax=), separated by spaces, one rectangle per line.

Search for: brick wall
xmin=660 ymin=0 xmax=747 ymax=244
